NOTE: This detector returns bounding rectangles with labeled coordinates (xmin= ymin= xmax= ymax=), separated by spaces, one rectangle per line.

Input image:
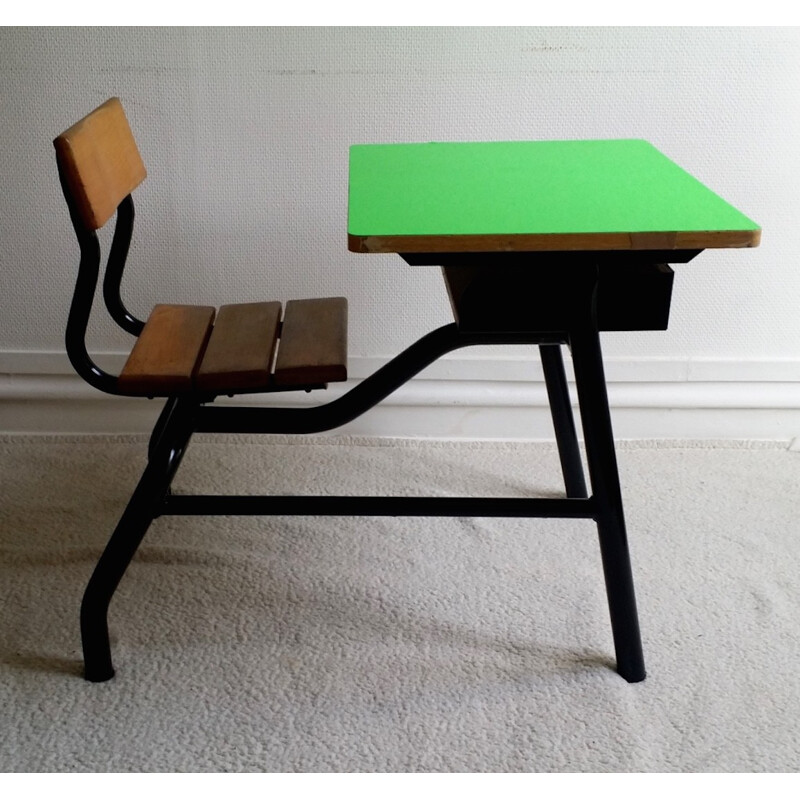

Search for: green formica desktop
xmin=348 ymin=139 xmax=760 ymax=683
xmin=348 ymin=139 xmax=759 ymax=253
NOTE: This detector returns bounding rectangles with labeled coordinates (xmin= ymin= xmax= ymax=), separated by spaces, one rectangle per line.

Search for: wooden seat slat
xmin=273 ymin=297 xmax=348 ymax=386
xmin=196 ymin=302 xmax=282 ymax=393
xmin=118 ymin=304 xmax=215 ymax=395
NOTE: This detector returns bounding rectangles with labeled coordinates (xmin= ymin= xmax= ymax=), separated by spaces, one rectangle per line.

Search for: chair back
xmin=54 ymin=97 xmax=146 ymax=231
xmin=54 ymin=97 xmax=148 ymax=394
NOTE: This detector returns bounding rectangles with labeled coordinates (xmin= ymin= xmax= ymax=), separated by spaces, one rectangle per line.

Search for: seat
xmin=55 ymin=98 xmax=348 ymax=681
xmin=117 ymin=297 xmax=348 ymax=396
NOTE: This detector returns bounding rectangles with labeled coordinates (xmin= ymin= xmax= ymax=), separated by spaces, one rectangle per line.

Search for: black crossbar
xmin=160 ymin=494 xmax=597 ymax=519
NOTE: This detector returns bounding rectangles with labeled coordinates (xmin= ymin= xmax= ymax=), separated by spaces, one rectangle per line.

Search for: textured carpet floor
xmin=1 ymin=434 xmax=799 ymax=772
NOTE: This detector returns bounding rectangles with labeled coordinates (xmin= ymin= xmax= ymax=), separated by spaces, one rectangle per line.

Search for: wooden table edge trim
xmin=347 ymin=229 xmax=761 ymax=254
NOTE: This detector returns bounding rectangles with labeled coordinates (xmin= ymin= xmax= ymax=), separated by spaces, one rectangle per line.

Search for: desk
xmin=346 ymin=139 xmax=760 ymax=682
xmin=77 ymin=140 xmax=760 ymax=685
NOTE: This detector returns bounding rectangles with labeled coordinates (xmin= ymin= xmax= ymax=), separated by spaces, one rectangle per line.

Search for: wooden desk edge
xmin=348 ymin=229 xmax=761 ymax=254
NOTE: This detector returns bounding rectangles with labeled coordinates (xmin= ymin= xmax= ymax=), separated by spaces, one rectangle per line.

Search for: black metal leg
xmin=81 ymin=399 xmax=195 ymax=682
xmin=569 ymin=292 xmax=646 ymax=683
xmin=539 ymin=344 xmax=588 ymax=499
xmin=148 ymin=396 xmax=179 ymax=461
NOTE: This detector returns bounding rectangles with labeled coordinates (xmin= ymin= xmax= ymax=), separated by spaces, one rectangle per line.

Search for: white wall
xmin=2 ymin=27 xmax=800 ymax=437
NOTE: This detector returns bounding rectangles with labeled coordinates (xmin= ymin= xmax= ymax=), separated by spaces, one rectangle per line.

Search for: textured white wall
xmin=1 ymin=27 xmax=798 ymax=381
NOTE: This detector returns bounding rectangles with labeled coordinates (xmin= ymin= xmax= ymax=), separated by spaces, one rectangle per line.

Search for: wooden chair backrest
xmin=54 ymin=97 xmax=147 ymax=231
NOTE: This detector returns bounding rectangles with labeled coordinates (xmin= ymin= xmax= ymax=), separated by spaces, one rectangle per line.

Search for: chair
xmin=55 ymin=98 xmax=348 ymax=681
xmin=56 ymin=98 xmax=646 ymax=685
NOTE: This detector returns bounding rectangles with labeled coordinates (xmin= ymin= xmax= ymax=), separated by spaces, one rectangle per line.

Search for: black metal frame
xmin=59 ymin=166 xmax=139 ymax=396
xmin=61 ymin=177 xmax=649 ymax=685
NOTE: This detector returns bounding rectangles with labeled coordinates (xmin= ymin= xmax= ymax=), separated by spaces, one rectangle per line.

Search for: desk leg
xmin=570 ymin=323 xmax=646 ymax=683
xmin=539 ymin=344 xmax=588 ymax=499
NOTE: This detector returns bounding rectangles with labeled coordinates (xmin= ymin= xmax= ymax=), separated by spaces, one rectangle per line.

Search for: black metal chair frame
xmin=61 ymin=158 xmax=657 ymax=684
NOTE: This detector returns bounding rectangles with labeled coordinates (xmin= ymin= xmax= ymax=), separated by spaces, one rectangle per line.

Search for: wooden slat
xmin=54 ymin=97 xmax=146 ymax=230
xmin=273 ymin=297 xmax=348 ymax=386
xmin=195 ymin=302 xmax=282 ymax=393
xmin=118 ymin=304 xmax=215 ymax=395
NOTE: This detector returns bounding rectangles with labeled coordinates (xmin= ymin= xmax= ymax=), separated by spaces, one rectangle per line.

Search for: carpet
xmin=1 ymin=434 xmax=799 ymax=772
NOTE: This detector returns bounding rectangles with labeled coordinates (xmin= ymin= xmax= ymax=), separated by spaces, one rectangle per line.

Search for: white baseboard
xmin=2 ymin=352 xmax=800 ymax=440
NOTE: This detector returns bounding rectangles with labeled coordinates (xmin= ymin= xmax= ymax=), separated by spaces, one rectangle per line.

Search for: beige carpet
xmin=1 ymin=434 xmax=799 ymax=772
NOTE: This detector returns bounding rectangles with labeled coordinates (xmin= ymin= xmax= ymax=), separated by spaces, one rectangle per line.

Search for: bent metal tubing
xmin=80 ymin=399 xmax=196 ymax=682
xmin=195 ymin=323 xmax=568 ymax=435
xmin=169 ymin=323 xmax=598 ymax=527
xmin=77 ymin=270 xmax=642 ymax=682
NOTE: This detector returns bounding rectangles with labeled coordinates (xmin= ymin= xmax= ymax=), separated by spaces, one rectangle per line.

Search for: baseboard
xmin=6 ymin=350 xmax=800 ymax=383
xmin=2 ymin=352 xmax=800 ymax=440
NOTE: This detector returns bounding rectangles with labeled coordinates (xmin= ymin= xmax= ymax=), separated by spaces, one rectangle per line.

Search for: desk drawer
xmin=442 ymin=263 xmax=674 ymax=333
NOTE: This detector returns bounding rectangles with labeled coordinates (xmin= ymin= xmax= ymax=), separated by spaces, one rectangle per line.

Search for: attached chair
xmin=56 ymin=98 xmax=647 ymax=684
xmin=55 ymin=98 xmax=348 ymax=681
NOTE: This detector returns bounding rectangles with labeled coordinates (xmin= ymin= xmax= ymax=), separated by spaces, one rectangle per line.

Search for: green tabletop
xmin=347 ymin=139 xmax=760 ymax=254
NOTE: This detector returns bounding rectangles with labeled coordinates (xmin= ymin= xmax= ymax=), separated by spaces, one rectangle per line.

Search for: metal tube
xmin=81 ymin=399 xmax=197 ymax=682
xmin=103 ymin=195 xmax=145 ymax=336
xmin=161 ymin=494 xmax=597 ymax=519
xmin=196 ymin=325 xmax=567 ymax=435
xmin=148 ymin=397 xmax=180 ymax=461
xmin=58 ymin=161 xmax=123 ymax=396
xmin=539 ymin=344 xmax=588 ymax=498
xmin=570 ymin=274 xmax=646 ymax=683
